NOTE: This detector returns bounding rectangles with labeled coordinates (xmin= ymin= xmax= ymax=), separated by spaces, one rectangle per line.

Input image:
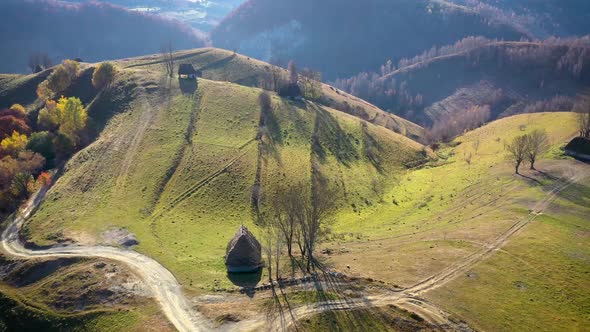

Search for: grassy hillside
xmin=116 ymin=48 xmax=425 ymax=140
xmin=4 ymin=58 xmax=428 ymax=293
xmin=323 ymin=112 xmax=590 ymax=332
xmin=211 ymin=0 xmax=525 ymax=79
xmin=336 ymin=40 xmax=590 ymax=126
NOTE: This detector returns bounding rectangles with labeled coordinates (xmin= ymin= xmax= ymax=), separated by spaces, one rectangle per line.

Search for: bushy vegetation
xmin=36 ymin=60 xmax=80 ymax=100
xmin=38 ymin=97 xmax=88 ymax=147
xmin=92 ymin=63 xmax=117 ymax=90
xmin=0 ymin=61 xmax=93 ymax=212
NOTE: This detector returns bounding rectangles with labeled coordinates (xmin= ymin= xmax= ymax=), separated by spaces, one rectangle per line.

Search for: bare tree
xmin=301 ymin=173 xmax=338 ymax=271
xmin=576 ymin=95 xmax=590 ymax=138
xmin=505 ymin=134 xmax=528 ymax=174
xmin=28 ymin=52 xmax=52 ymax=73
xmin=525 ymin=129 xmax=549 ymax=170
xmin=288 ymin=60 xmax=298 ymax=85
xmin=161 ymin=42 xmax=175 ymax=77
xmin=260 ymin=67 xmax=286 ymax=93
xmin=300 ymin=68 xmax=323 ymax=100
xmin=268 ymin=183 xmax=307 ymax=258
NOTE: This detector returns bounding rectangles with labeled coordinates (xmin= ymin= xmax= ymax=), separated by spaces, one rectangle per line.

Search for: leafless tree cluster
xmin=427 ymin=105 xmax=491 ymax=143
xmin=397 ymin=36 xmax=498 ymax=70
xmin=334 ymin=36 xmax=590 ymax=122
xmin=505 ymin=129 xmax=549 ymax=174
xmin=458 ymin=0 xmax=536 ymax=35
xmin=28 ymin=52 xmax=52 ymax=73
xmin=261 ymin=179 xmax=338 ymax=278
xmin=259 ymin=66 xmax=286 ymax=93
xmin=300 ymin=69 xmax=322 ymax=100
xmin=161 ymin=42 xmax=175 ymax=77
xmin=521 ymin=95 xmax=574 ymax=115
xmin=576 ymin=94 xmax=590 ymax=138
xmin=288 ymin=60 xmax=298 ymax=84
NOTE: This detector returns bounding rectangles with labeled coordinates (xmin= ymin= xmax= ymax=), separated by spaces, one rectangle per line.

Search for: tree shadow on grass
xmin=311 ymin=104 xmax=359 ymax=166
xmin=361 ymin=122 xmax=385 ymax=174
xmin=526 ymin=169 xmax=590 ymax=208
xmin=178 ymin=78 xmax=198 ymax=96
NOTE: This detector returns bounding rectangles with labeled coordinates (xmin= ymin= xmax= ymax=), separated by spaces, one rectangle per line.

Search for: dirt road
xmin=1 ymin=187 xmax=212 ymax=332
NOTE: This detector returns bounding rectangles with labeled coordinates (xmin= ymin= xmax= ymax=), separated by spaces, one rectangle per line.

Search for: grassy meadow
xmin=323 ymin=112 xmax=589 ymax=331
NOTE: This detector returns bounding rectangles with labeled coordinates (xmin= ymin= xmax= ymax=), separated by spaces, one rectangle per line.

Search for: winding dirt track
xmin=1 ymin=163 xmax=586 ymax=332
xmin=1 ymin=187 xmax=212 ymax=332
xmin=234 ymin=164 xmax=589 ymax=331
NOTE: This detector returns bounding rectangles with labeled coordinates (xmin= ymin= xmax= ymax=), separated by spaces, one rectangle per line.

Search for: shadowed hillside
xmin=0 ymin=0 xmax=208 ymax=74
xmin=335 ymin=38 xmax=590 ymax=127
xmin=448 ymin=0 xmax=590 ymax=37
xmin=211 ymin=0 xmax=526 ymax=79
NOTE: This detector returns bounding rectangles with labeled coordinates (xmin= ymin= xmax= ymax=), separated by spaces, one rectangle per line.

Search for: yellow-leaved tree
xmin=37 ymin=97 xmax=87 ymax=147
xmin=1 ymin=131 xmax=29 ymax=156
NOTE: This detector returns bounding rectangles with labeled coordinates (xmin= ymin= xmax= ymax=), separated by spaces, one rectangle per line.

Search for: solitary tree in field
xmin=161 ymin=42 xmax=175 ymax=77
xmin=525 ymin=129 xmax=549 ymax=170
xmin=577 ymin=95 xmax=590 ymax=138
xmin=92 ymin=62 xmax=117 ymax=89
xmin=300 ymin=69 xmax=322 ymax=100
xmin=288 ymin=60 xmax=298 ymax=84
xmin=505 ymin=134 xmax=528 ymax=174
xmin=28 ymin=52 xmax=52 ymax=73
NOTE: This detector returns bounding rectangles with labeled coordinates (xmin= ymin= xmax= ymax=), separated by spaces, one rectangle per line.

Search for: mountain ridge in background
xmin=0 ymin=0 xmax=208 ymax=73
xmin=211 ymin=0 xmax=527 ymax=79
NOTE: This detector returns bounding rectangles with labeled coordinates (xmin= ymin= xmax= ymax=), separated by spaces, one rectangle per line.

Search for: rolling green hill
xmin=0 ymin=49 xmax=429 ymax=293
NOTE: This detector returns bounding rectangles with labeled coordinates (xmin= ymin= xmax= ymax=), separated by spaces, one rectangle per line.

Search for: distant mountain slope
xmin=448 ymin=0 xmax=590 ymax=37
xmin=0 ymin=0 xmax=208 ymax=73
xmin=335 ymin=38 xmax=590 ymax=126
xmin=59 ymin=0 xmax=243 ymax=31
xmin=210 ymin=0 xmax=526 ymax=79
xmin=0 ymin=51 xmax=429 ymax=292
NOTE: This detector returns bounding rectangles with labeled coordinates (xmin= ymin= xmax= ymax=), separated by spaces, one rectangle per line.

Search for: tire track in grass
xmin=149 ymin=139 xmax=257 ymax=226
xmin=115 ymin=90 xmax=157 ymax=189
xmin=402 ymin=170 xmax=585 ymax=296
xmin=149 ymin=91 xmax=202 ymax=219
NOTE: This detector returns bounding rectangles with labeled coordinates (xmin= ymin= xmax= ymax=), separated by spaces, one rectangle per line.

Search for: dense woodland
xmin=0 ymin=61 xmax=115 ymax=213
